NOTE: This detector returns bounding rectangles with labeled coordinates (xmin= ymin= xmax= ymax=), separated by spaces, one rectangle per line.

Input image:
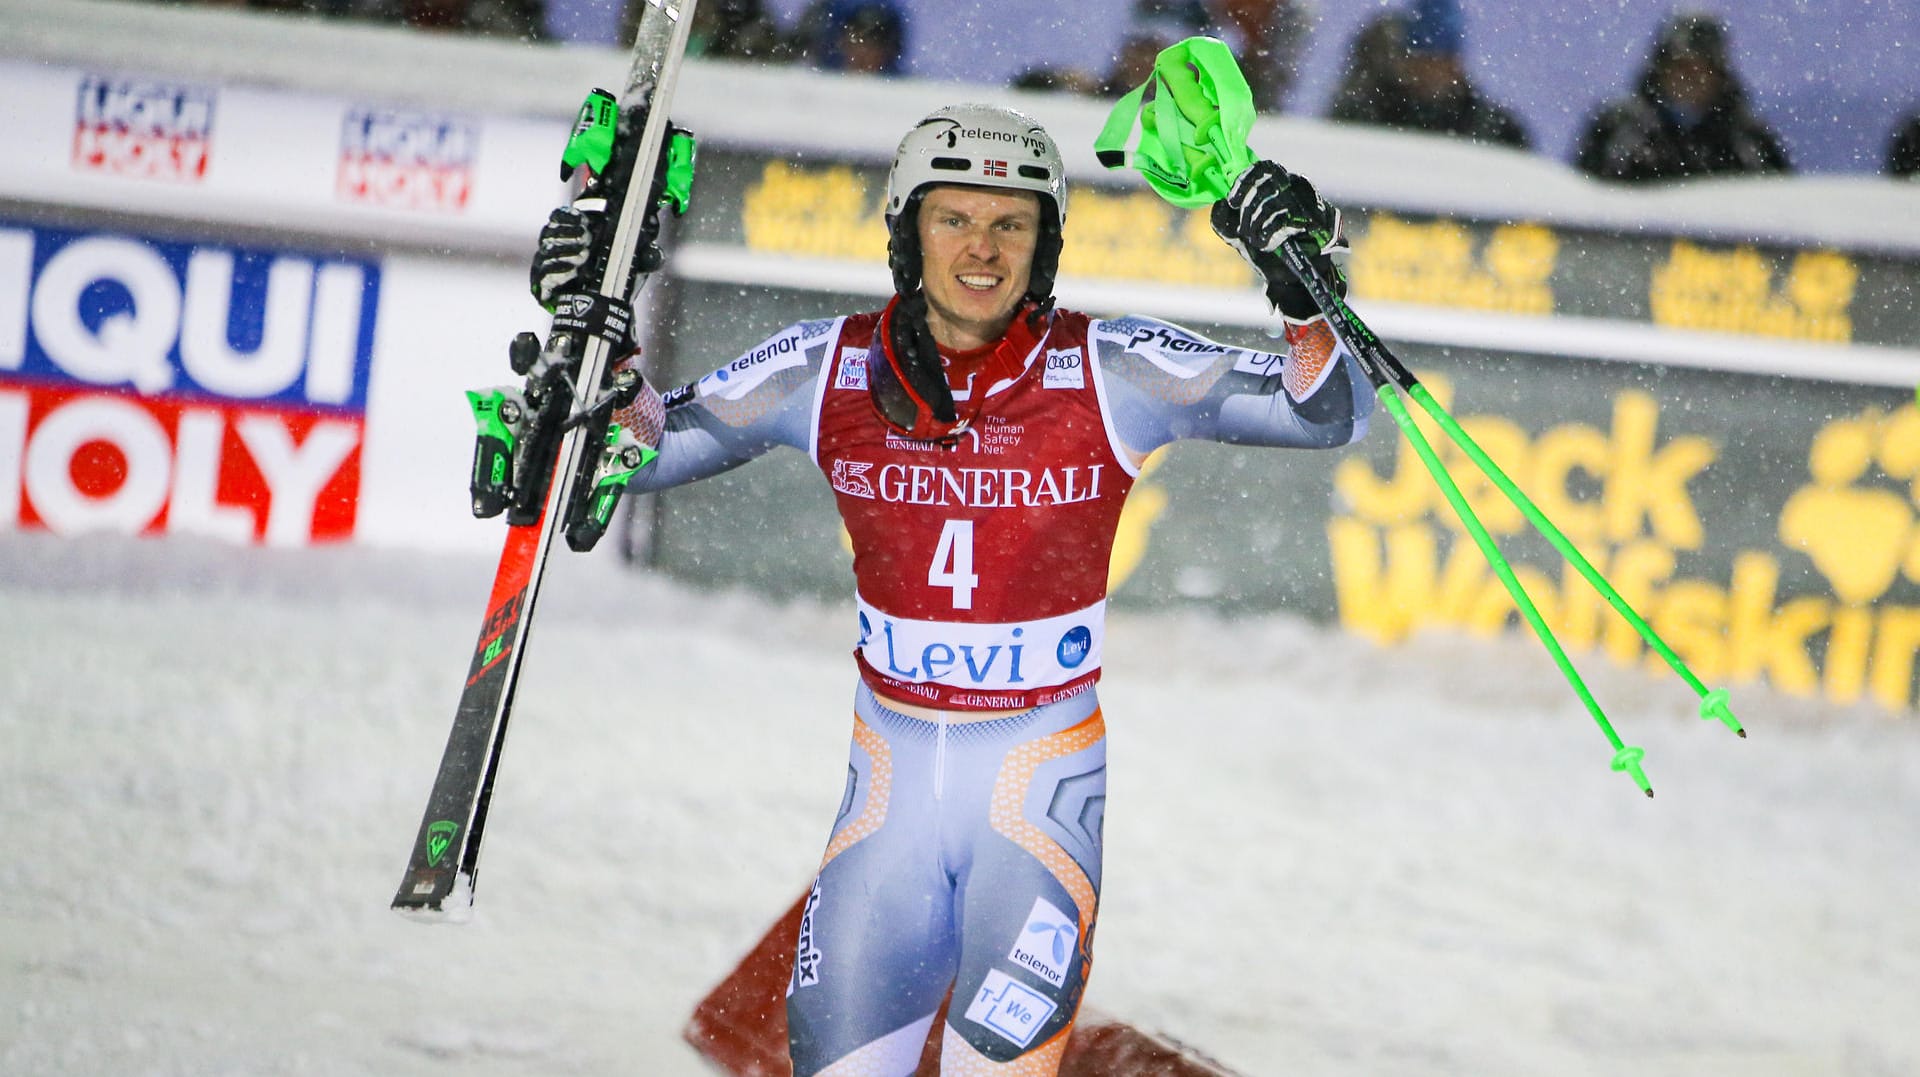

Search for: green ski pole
xmin=1371 ymin=375 xmax=1654 ymax=794
xmin=1264 ymin=240 xmax=1653 ymax=794
xmin=1398 ymin=381 xmax=1743 ymax=737
xmin=1272 ymin=238 xmax=1742 ymax=740
xmin=1097 ymin=34 xmax=1746 ymax=793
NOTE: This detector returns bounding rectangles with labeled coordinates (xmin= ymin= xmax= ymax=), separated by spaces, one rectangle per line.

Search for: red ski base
xmin=684 ymin=890 xmax=1244 ymax=1076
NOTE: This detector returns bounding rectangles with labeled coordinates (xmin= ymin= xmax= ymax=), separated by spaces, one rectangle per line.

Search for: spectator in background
xmin=214 ymin=0 xmax=342 ymax=12
xmin=624 ymin=0 xmax=790 ymax=58
xmin=1323 ymin=0 xmax=1528 ymax=147
xmin=1062 ymin=0 xmax=1305 ymax=110
xmin=1327 ymin=11 xmax=1408 ymax=126
xmin=1203 ymin=0 xmax=1307 ymax=112
xmin=798 ymin=0 xmax=908 ymax=75
xmin=1324 ymin=0 xmax=1527 ymax=147
xmin=1887 ymin=111 xmax=1920 ymax=178
xmin=152 ymin=0 xmax=546 ymax=38
xmin=180 ymin=0 xmax=347 ymax=11
xmin=1100 ymin=0 xmax=1208 ymax=97
xmin=1382 ymin=0 xmax=1528 ymax=147
xmin=1576 ymin=13 xmax=1790 ymax=182
xmin=1011 ymin=65 xmax=1104 ymax=95
xmin=344 ymin=0 xmax=544 ymax=39
xmin=1399 ymin=0 xmax=1527 ymax=146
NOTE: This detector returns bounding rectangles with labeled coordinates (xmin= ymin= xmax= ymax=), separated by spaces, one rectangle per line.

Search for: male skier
xmin=532 ymin=103 xmax=1369 ymax=1076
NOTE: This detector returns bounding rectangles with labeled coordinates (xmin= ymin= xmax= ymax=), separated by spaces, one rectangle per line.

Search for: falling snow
xmin=4 ymin=532 xmax=1917 ymax=1076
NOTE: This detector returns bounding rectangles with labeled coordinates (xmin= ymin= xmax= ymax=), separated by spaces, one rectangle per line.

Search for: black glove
xmin=1210 ymin=161 xmax=1350 ymax=321
xmin=530 ymin=202 xmax=603 ymax=311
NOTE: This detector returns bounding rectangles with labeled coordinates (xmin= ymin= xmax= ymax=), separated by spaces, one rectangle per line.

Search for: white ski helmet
xmin=883 ymin=103 xmax=1068 ymax=304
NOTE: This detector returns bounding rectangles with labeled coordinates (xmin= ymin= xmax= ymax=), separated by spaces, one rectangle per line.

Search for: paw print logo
xmin=1777 ymin=405 xmax=1920 ymax=605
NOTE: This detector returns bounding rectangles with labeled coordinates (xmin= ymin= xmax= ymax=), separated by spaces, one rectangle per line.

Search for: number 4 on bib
xmin=929 ymin=518 xmax=979 ymax=609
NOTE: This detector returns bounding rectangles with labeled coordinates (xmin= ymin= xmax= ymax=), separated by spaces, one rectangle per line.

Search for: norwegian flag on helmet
xmin=983 ymin=159 xmax=1008 ymax=177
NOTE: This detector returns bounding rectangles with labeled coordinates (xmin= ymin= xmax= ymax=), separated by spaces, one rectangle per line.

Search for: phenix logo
xmin=1125 ymin=326 xmax=1227 ymax=356
xmin=790 ymin=880 xmax=826 ymax=992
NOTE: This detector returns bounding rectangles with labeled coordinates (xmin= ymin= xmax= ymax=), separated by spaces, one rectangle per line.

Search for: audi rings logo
xmin=1043 ymin=348 xmax=1084 ymax=390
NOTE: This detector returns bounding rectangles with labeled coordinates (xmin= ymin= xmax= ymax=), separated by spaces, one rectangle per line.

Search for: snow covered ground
xmin=3 ymin=531 xmax=1917 ymax=1077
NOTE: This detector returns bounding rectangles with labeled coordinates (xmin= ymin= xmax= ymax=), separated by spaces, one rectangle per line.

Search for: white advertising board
xmin=2 ymin=212 xmax=533 ymax=553
xmin=0 ymin=58 xmax=567 ymax=254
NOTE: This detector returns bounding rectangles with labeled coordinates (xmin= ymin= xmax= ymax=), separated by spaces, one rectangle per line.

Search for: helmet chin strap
xmin=868 ymin=292 xmax=960 ymax=441
xmin=868 ymin=291 xmax=1056 ymax=444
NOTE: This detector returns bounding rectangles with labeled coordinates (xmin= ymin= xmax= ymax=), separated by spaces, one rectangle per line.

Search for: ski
xmin=391 ymin=0 xmax=700 ymax=920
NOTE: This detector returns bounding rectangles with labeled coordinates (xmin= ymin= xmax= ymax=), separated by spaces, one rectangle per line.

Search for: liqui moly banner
xmin=337 ymin=107 xmax=479 ymax=213
xmin=0 ymin=219 xmax=379 ymax=545
xmin=72 ymin=74 xmax=218 ymax=184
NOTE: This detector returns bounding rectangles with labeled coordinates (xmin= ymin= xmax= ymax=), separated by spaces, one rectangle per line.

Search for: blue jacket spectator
xmin=798 ymin=0 xmax=907 ymax=75
xmin=1327 ymin=0 xmax=1529 ymax=148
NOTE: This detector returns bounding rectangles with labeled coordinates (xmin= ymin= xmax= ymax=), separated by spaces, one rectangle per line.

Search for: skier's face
xmin=916 ymin=185 xmax=1041 ymax=350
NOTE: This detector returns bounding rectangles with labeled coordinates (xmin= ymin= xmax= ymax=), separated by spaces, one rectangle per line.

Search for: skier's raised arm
xmin=1092 ymin=161 xmax=1372 ymax=463
xmin=530 ymin=206 xmax=835 ymax=493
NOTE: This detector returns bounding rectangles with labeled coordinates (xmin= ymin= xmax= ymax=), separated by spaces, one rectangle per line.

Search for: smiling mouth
xmin=956 ymin=273 xmax=1001 ymax=292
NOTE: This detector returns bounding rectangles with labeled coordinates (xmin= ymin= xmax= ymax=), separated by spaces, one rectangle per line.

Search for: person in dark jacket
xmin=1326 ymin=0 xmax=1529 ymax=149
xmin=1100 ymin=0 xmax=1209 ymax=98
xmin=797 ymin=0 xmax=907 ymax=75
xmin=1576 ymin=13 xmax=1791 ymax=182
xmin=625 ymin=0 xmax=791 ymax=59
xmin=1888 ymin=111 xmax=1920 ymax=178
xmin=1204 ymin=0 xmax=1309 ymax=113
xmin=1327 ymin=11 xmax=1410 ymax=126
